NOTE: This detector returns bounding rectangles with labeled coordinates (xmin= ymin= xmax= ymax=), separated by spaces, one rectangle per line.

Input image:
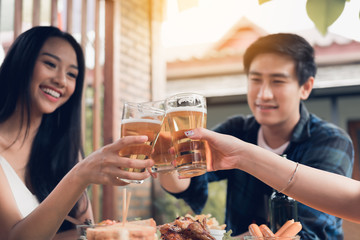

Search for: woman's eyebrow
xmin=41 ymin=52 xmax=78 ymax=70
xmin=41 ymin=52 xmax=60 ymax=61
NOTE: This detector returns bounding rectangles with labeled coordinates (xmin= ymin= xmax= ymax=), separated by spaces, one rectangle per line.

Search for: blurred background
xmin=1 ymin=0 xmax=360 ymax=238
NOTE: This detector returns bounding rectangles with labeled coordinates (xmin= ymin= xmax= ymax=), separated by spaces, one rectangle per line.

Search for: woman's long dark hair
xmin=0 ymin=26 xmax=86 ymax=232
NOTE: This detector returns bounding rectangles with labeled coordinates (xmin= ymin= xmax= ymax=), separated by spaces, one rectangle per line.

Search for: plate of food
xmin=77 ymin=189 xmax=158 ymax=240
xmin=158 ymin=213 xmax=227 ymax=240
xmin=77 ymin=218 xmax=157 ymax=240
xmin=77 ymin=189 xmax=230 ymax=240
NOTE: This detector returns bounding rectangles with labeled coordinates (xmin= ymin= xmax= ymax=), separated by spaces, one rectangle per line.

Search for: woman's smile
xmin=40 ymin=86 xmax=62 ymax=101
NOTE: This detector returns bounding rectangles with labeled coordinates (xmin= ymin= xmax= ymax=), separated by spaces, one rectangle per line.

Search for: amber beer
xmin=167 ymin=107 xmax=208 ymax=178
xmin=119 ymin=118 xmax=162 ymax=172
xmin=118 ymin=101 xmax=164 ymax=184
xmin=151 ymin=116 xmax=176 ymax=173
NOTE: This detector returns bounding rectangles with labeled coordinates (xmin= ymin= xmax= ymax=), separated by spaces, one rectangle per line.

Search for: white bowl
xmin=210 ymin=229 xmax=226 ymax=240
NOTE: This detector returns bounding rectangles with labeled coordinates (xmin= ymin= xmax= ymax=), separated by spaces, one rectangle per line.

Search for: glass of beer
xmin=151 ymin=114 xmax=176 ymax=173
xmin=165 ymin=93 xmax=208 ymax=178
xmin=118 ymin=101 xmax=164 ymax=184
xmin=140 ymin=100 xmax=176 ymax=173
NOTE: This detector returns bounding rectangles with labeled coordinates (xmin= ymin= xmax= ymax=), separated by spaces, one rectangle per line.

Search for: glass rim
xmin=164 ymin=92 xmax=207 ymax=111
xmin=139 ymin=99 xmax=165 ymax=104
xmin=123 ymin=101 xmax=165 ymax=114
xmin=139 ymin=100 xmax=166 ymax=111
xmin=165 ymin=92 xmax=206 ymax=99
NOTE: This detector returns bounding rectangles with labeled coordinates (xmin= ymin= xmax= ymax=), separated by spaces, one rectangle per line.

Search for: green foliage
xmin=306 ymin=0 xmax=346 ymax=35
xmin=223 ymin=230 xmax=233 ymax=240
xmin=84 ymin=87 xmax=94 ymax=156
xmin=259 ymin=0 xmax=356 ymax=36
xmin=84 ymin=85 xmax=104 ymax=221
xmin=202 ymin=180 xmax=227 ymax=225
xmin=155 ymin=180 xmax=227 ymax=225
xmin=154 ymin=190 xmax=194 ymax=224
xmin=84 ymin=85 xmax=104 ymax=156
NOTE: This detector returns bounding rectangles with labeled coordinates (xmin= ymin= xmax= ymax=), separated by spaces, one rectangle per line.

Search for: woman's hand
xmin=73 ymin=135 xmax=154 ymax=186
xmin=184 ymin=128 xmax=246 ymax=171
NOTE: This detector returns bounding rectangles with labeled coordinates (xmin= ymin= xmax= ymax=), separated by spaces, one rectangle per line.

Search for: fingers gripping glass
xmin=118 ymin=101 xmax=165 ymax=184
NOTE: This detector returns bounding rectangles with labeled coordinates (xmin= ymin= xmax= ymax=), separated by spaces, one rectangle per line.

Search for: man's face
xmin=247 ymin=53 xmax=309 ymax=130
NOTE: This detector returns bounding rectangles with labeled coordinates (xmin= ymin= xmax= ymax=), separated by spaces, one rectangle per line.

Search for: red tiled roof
xmin=166 ymin=18 xmax=360 ymax=66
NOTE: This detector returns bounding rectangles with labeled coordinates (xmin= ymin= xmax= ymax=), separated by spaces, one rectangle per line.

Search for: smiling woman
xmin=30 ymin=37 xmax=78 ymax=115
xmin=0 ymin=26 xmax=155 ymax=240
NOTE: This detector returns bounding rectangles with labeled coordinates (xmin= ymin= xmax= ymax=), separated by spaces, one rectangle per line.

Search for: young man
xmin=159 ymin=33 xmax=354 ymax=239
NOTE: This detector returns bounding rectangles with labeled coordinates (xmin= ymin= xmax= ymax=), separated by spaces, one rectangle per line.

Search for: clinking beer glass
xmin=165 ymin=93 xmax=208 ymax=178
xmin=141 ymin=100 xmax=176 ymax=173
xmin=150 ymin=118 xmax=176 ymax=173
xmin=118 ymin=101 xmax=164 ymax=184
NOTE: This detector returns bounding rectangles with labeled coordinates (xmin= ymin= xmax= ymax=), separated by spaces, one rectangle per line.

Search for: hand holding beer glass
xmin=165 ymin=93 xmax=208 ymax=178
xmin=118 ymin=102 xmax=164 ymax=184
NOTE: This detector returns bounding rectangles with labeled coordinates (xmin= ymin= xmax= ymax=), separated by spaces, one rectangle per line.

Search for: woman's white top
xmin=0 ymin=155 xmax=39 ymax=217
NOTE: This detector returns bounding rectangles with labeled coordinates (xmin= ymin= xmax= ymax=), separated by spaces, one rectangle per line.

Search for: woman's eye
xmin=67 ymin=72 xmax=78 ymax=79
xmin=44 ymin=61 xmax=56 ymax=68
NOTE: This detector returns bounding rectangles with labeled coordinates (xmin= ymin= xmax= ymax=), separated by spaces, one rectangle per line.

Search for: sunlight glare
xmin=162 ymin=0 xmax=360 ymax=48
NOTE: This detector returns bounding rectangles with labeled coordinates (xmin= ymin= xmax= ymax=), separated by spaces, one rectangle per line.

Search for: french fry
xmin=280 ymin=222 xmax=302 ymax=237
xmin=248 ymin=223 xmax=263 ymax=237
xmin=274 ymin=219 xmax=295 ymax=237
xmin=259 ymin=224 xmax=275 ymax=237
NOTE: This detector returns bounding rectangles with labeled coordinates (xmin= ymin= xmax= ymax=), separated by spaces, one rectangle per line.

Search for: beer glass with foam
xmin=140 ymin=100 xmax=176 ymax=173
xmin=165 ymin=93 xmax=208 ymax=178
xmin=118 ymin=101 xmax=164 ymax=184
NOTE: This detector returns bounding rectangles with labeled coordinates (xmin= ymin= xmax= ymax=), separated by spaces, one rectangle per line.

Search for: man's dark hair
xmin=243 ymin=33 xmax=317 ymax=86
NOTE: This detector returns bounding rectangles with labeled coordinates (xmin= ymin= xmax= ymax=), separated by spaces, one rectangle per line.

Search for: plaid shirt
xmin=171 ymin=102 xmax=354 ymax=239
